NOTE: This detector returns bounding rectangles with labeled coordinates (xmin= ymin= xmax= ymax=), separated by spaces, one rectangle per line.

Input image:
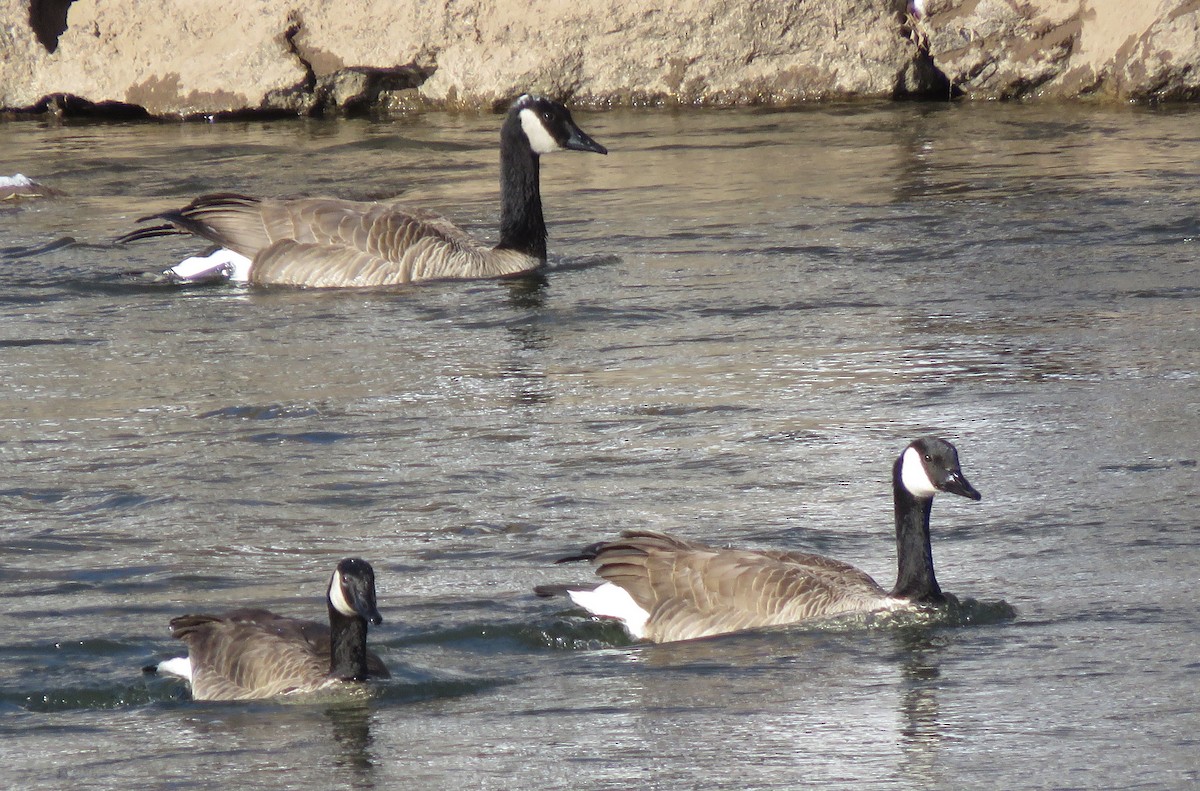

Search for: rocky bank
xmin=1 ymin=0 xmax=1199 ymax=117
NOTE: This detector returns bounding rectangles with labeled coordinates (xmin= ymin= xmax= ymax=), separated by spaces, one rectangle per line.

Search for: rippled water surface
xmin=1 ymin=102 xmax=1198 ymax=790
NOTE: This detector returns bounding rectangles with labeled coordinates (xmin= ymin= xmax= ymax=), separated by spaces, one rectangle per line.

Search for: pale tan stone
xmin=914 ymin=0 xmax=1200 ymax=101
xmin=2 ymin=0 xmax=1199 ymax=116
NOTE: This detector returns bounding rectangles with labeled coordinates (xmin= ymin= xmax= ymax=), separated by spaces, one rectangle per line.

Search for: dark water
xmin=1 ymin=102 xmax=1198 ymax=790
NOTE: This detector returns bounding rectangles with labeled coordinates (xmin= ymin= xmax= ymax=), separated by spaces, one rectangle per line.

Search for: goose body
xmin=540 ymin=438 xmax=981 ymax=643
xmin=116 ymin=95 xmax=607 ymax=288
xmin=153 ymin=558 xmax=389 ymax=700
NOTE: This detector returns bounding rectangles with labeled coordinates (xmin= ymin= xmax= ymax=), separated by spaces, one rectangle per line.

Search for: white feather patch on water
xmin=900 ymin=446 xmax=940 ymax=498
xmin=567 ymin=582 xmax=649 ymax=639
xmin=519 ymin=108 xmax=562 ymax=155
xmin=0 ymin=174 xmax=36 ymax=187
xmin=156 ymin=656 xmax=192 ymax=680
xmin=166 ymin=248 xmax=251 ymax=283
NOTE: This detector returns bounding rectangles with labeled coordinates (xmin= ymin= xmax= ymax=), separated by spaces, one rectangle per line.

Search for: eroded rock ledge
xmin=2 ymin=0 xmax=1199 ymax=118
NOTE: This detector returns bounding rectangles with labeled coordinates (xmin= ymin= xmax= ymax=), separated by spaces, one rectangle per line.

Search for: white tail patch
xmin=567 ymin=582 xmax=649 ymax=639
xmin=0 ymin=174 xmax=36 ymax=188
xmin=328 ymin=570 xmax=358 ymax=617
xmin=519 ymin=108 xmax=562 ymax=155
xmin=901 ymin=446 xmax=940 ymax=498
xmin=167 ymin=248 xmax=252 ymax=284
xmin=156 ymin=656 xmax=193 ymax=681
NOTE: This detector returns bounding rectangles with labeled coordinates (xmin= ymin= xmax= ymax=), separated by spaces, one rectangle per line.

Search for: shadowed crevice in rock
xmin=283 ymin=18 xmax=318 ymax=96
xmin=265 ymin=15 xmax=435 ymax=117
xmin=261 ymin=61 xmax=435 ymax=118
xmin=29 ymin=0 xmax=76 ymax=53
xmin=894 ymin=50 xmax=959 ymax=101
xmin=33 ymin=93 xmax=150 ymax=119
xmin=892 ymin=6 xmax=959 ymax=101
xmin=314 ymin=66 xmax=435 ymax=117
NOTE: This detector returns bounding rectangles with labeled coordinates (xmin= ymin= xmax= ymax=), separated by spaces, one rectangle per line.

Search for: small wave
xmin=386 ymin=615 xmax=637 ymax=655
xmin=631 ymin=403 xmax=758 ymax=417
xmin=520 ymin=613 xmax=639 ymax=650
xmin=198 ymin=404 xmax=324 ymax=420
xmin=244 ymin=430 xmax=355 ymax=445
xmin=7 ymin=664 xmax=505 ymax=713
xmin=813 ymin=597 xmax=1018 ymax=631
xmin=54 ymin=268 xmax=240 ymax=296
xmin=1129 ymin=286 xmax=1199 ymax=300
xmin=0 ymin=236 xmax=77 ymax=259
xmin=372 ymin=671 xmax=507 ymax=707
xmin=1100 ymin=460 xmax=1193 ymax=474
xmin=549 ymin=253 xmax=621 ymax=273
xmin=0 ymin=337 xmax=98 ymax=348
xmin=4 ymin=683 xmax=165 ymax=713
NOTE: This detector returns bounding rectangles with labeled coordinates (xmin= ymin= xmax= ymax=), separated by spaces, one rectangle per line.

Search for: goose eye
xmin=924 ymin=454 xmax=932 ymax=462
xmin=541 ymin=110 xmax=554 ymax=122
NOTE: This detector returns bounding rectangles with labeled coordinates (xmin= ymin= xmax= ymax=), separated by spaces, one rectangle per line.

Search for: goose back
xmin=577 ymin=530 xmax=890 ymax=643
xmin=120 ymin=194 xmax=538 ymax=287
xmin=246 ymin=197 xmax=538 ymax=286
xmin=169 ymin=608 xmax=390 ymax=701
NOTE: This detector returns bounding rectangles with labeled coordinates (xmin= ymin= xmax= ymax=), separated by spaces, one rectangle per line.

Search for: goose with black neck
xmin=117 ymin=94 xmax=607 ymax=288
xmin=148 ymin=558 xmax=389 ymax=700
xmin=537 ymin=437 xmax=983 ymax=643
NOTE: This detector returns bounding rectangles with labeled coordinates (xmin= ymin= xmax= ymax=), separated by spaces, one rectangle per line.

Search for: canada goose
xmin=150 ymin=558 xmax=389 ymax=700
xmin=538 ymin=437 xmax=982 ymax=643
xmin=116 ymin=94 xmax=607 ymax=287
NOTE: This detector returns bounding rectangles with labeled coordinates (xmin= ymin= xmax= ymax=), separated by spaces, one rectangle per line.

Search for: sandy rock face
xmin=1 ymin=0 xmax=1199 ymax=116
xmin=2 ymin=0 xmax=911 ymax=116
xmin=2 ymin=0 xmax=310 ymax=115
xmin=408 ymin=1 xmax=912 ymax=106
xmin=911 ymin=0 xmax=1200 ymax=101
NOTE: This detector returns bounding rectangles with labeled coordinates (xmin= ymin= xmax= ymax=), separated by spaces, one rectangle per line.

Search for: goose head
xmin=899 ymin=437 xmax=981 ymax=501
xmin=511 ymin=94 xmax=608 ymax=157
xmin=327 ymin=558 xmax=383 ymax=625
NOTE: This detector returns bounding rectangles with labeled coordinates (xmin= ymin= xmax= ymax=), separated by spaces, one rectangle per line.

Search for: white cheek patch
xmin=328 ymin=571 xmax=358 ymax=617
xmin=568 ymin=582 xmax=649 ymax=639
xmin=519 ymin=108 xmax=563 ymax=155
xmin=901 ymin=447 xmax=941 ymax=498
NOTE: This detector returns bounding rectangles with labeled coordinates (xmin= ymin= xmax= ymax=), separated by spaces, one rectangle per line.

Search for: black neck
xmin=328 ymin=604 xmax=370 ymax=682
xmin=496 ymin=117 xmax=547 ymax=260
xmin=888 ymin=457 xmax=944 ymax=602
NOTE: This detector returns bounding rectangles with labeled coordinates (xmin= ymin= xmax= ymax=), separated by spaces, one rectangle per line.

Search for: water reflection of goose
xmin=117 ymin=94 xmax=607 ymax=287
xmin=149 ymin=558 xmax=389 ymax=700
xmin=538 ymin=437 xmax=982 ymax=643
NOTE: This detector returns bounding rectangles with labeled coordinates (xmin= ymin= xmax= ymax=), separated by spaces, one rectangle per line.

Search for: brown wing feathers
xmin=119 ymin=193 xmax=539 ymax=286
xmin=115 ymin=193 xmax=272 ymax=257
xmin=561 ymin=529 xmax=890 ymax=642
xmin=246 ymin=200 xmax=488 ymax=286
